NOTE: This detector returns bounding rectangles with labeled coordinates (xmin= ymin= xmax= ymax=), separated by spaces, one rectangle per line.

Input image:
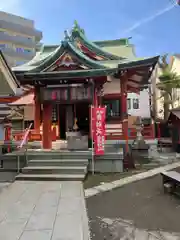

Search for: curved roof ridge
xmin=29 ymin=43 xmax=63 ymax=72
xmin=41 ymin=39 xmax=108 ymax=72
xmin=12 ymin=44 xmax=61 ymax=72
xmin=16 ymin=37 xmax=109 ymax=73
xmin=67 ymin=39 xmax=107 ymax=69
xmin=71 ymin=28 xmax=125 ymax=60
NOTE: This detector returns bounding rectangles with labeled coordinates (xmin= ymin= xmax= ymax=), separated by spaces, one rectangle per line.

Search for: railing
xmin=0 ymin=142 xmax=31 ymax=175
xmin=106 ymin=123 xmax=123 ymax=140
xmin=16 ymin=123 xmax=32 ymax=172
xmin=18 ymin=123 xmax=33 ymax=149
xmin=0 ymin=32 xmax=36 ymax=48
xmin=106 ymin=124 xmax=155 ymax=140
xmin=12 ymin=128 xmax=41 ymax=142
xmin=12 ymin=129 xmax=26 ymax=141
xmin=12 ymin=125 xmax=57 ymax=142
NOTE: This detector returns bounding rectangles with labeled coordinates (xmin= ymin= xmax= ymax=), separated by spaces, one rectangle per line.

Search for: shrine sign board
xmin=40 ymin=86 xmax=92 ymax=103
xmin=92 ymin=106 xmax=106 ymax=155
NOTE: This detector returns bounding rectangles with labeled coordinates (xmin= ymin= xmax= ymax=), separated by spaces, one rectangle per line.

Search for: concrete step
xmin=15 ymin=173 xmax=85 ymax=181
xmin=28 ymin=159 xmax=89 ymax=167
xmin=21 ymin=166 xmax=87 ymax=175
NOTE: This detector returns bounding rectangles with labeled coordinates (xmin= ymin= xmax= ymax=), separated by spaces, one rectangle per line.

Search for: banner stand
xmin=91 ymin=105 xmax=95 ymax=175
xmin=91 ymin=105 xmax=106 ymax=175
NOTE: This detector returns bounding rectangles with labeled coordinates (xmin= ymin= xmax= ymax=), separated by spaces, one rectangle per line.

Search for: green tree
xmin=157 ymin=55 xmax=180 ymax=121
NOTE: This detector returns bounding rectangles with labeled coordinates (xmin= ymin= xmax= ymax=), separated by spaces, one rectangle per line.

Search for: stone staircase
xmin=15 ymin=151 xmax=89 ymax=181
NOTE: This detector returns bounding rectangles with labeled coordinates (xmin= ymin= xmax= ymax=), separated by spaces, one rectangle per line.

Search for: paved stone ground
xmin=0 ymin=181 xmax=89 ymax=240
xmin=0 ymin=171 xmax=17 ymax=182
xmin=87 ymin=174 xmax=180 ymax=240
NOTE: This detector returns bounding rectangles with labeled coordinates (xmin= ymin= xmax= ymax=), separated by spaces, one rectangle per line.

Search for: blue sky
xmin=0 ymin=0 xmax=180 ymax=57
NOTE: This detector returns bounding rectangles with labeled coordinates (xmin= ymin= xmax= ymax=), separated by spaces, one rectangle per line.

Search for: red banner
xmin=91 ymin=107 xmax=106 ymax=155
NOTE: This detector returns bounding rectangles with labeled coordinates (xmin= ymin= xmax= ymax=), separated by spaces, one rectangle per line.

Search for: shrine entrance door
xmin=75 ymin=102 xmax=89 ymax=135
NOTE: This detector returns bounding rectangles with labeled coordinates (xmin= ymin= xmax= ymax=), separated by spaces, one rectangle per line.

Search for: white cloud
xmin=0 ymin=0 xmax=24 ymax=15
xmin=122 ymin=3 xmax=176 ymax=34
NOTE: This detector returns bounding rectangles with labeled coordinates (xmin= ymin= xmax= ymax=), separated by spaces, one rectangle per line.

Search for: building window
xmin=16 ymin=61 xmax=26 ymax=66
xmin=103 ymin=99 xmax=120 ymax=119
xmin=0 ymin=44 xmax=7 ymax=49
xmin=133 ymin=98 xmax=139 ymax=109
xmin=0 ymin=30 xmax=10 ymax=35
xmin=24 ymin=49 xmax=32 ymax=54
xmin=127 ymin=98 xmax=131 ymax=110
xmin=16 ymin=47 xmax=24 ymax=53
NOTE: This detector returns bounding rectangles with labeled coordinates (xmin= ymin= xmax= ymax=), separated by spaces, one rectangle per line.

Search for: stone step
xmin=15 ymin=173 xmax=85 ymax=181
xmin=25 ymin=151 xmax=91 ymax=160
xmin=28 ymin=159 xmax=88 ymax=167
xmin=21 ymin=166 xmax=87 ymax=175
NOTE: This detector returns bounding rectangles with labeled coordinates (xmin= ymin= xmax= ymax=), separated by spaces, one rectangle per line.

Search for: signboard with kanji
xmin=40 ymin=86 xmax=92 ymax=103
xmin=92 ymin=107 xmax=106 ymax=155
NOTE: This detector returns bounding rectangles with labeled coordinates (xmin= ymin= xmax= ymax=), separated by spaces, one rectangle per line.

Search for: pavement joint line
xmin=84 ymin=161 xmax=180 ymax=198
xmin=17 ymin=184 xmax=47 ymax=239
xmin=49 ymin=182 xmax=61 ymax=240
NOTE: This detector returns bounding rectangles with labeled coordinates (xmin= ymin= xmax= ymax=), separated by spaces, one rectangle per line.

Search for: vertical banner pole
xmin=91 ymin=105 xmax=95 ymax=175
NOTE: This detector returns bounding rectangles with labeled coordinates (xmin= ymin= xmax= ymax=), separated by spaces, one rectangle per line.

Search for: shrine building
xmin=8 ymin=22 xmax=158 ymax=149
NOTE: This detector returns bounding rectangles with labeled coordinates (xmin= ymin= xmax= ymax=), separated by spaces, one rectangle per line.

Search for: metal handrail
xmin=16 ymin=123 xmax=33 ymax=172
xmin=1 ymin=142 xmax=29 ymax=173
xmin=18 ymin=123 xmax=32 ymax=149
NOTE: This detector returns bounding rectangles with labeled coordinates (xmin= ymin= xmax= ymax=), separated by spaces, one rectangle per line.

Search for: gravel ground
xmin=84 ymin=170 xmax=145 ymax=189
xmin=87 ymin=170 xmax=180 ymax=239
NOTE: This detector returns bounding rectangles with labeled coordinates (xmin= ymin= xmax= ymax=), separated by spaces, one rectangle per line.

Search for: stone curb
xmin=85 ymin=161 xmax=180 ymax=198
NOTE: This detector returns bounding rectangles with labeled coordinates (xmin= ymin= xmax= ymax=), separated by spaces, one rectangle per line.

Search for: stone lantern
xmin=132 ymin=116 xmax=149 ymax=162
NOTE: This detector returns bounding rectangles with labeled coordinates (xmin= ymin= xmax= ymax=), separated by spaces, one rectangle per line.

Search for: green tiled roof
xmin=71 ymin=30 xmax=122 ymax=60
xmin=94 ymin=38 xmax=129 ymax=47
xmin=13 ymin=40 xmax=108 ymax=73
xmin=19 ymin=68 xmax=118 ymax=79
xmin=117 ymin=56 xmax=159 ymax=70
xmin=101 ymin=45 xmax=135 ymax=59
xmin=71 ymin=21 xmax=135 ymax=60
xmin=12 ymin=48 xmax=56 ymax=72
xmin=12 ymin=21 xmax=157 ymax=76
xmin=0 ymin=50 xmax=19 ymax=87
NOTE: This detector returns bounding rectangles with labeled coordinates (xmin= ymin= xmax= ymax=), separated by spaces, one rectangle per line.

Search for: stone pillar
xmin=42 ymin=103 xmax=52 ymax=149
xmin=34 ymin=87 xmax=41 ymax=132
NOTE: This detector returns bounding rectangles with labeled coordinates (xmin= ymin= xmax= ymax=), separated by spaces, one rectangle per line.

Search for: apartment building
xmin=127 ymin=90 xmax=151 ymax=118
xmin=153 ymin=55 xmax=180 ymax=120
xmin=0 ymin=11 xmax=42 ymax=67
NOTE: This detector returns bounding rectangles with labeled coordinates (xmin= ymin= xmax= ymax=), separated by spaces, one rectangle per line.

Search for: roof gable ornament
xmin=72 ymin=20 xmax=85 ymax=35
xmin=64 ymin=30 xmax=70 ymax=40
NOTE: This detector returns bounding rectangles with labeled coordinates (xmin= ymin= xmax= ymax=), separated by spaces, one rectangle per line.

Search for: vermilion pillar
xmin=57 ymin=105 xmax=60 ymax=139
xmin=89 ymin=85 xmax=98 ymax=138
xmin=4 ymin=122 xmax=12 ymax=153
xmin=94 ymin=86 xmax=98 ymax=107
xmin=120 ymin=75 xmax=128 ymax=138
xmin=34 ymin=87 xmax=41 ymax=132
xmin=42 ymin=103 xmax=52 ymax=149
